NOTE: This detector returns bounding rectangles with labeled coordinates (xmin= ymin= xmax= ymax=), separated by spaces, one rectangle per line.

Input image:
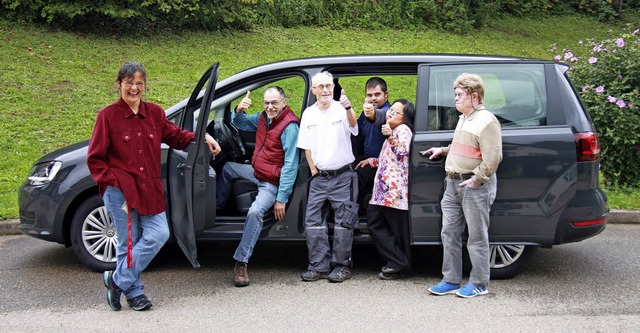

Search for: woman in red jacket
xmin=87 ymin=61 xmax=220 ymax=311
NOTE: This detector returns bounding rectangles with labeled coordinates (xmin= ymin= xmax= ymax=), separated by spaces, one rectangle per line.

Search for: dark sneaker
xmin=301 ymin=270 xmax=329 ymax=282
xmin=127 ymin=294 xmax=153 ymax=311
xmin=381 ymin=266 xmax=403 ymax=274
xmin=233 ymin=261 xmax=250 ymax=287
xmin=327 ymin=265 xmax=352 ymax=283
xmin=378 ymin=271 xmax=408 ymax=280
xmin=102 ymin=270 xmax=122 ymax=311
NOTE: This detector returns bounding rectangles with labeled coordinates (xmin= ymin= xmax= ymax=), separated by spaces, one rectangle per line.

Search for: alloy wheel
xmin=81 ymin=206 xmax=117 ymax=264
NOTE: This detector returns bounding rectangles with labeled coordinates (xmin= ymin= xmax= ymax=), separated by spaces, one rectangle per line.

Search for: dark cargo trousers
xmin=304 ymin=170 xmax=358 ymax=273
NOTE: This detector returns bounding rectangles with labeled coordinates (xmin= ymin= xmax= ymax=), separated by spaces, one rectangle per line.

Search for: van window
xmin=427 ymin=64 xmax=547 ymax=130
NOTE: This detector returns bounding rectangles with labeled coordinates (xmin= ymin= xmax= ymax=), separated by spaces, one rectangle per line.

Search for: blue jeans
xmin=216 ymin=162 xmax=259 ymax=209
xmin=103 ymin=186 xmax=170 ymax=299
xmin=216 ymin=162 xmax=278 ymax=263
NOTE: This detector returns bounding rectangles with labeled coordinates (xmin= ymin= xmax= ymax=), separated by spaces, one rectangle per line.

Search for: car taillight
xmin=574 ymin=132 xmax=600 ymax=162
xmin=572 ymin=217 xmax=607 ymax=227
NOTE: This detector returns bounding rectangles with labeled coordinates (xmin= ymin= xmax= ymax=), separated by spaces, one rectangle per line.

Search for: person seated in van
xmin=339 ymin=77 xmax=392 ymax=212
xmin=216 ymin=87 xmax=300 ymax=287
xmin=366 ymin=99 xmax=415 ymax=280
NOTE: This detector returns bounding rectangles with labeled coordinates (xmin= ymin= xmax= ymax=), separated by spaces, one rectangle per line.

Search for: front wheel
xmin=70 ymin=194 xmax=117 ymax=272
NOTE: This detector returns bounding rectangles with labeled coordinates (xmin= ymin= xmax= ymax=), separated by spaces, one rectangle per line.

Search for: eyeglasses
xmin=388 ymin=109 xmax=404 ymax=117
xmin=312 ymin=83 xmax=334 ymax=91
xmin=122 ymin=81 xmax=145 ymax=88
xmin=263 ymin=98 xmax=284 ymax=107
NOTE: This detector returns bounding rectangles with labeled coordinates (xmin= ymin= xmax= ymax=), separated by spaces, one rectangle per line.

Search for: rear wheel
xmin=489 ymin=245 xmax=537 ymax=279
xmin=462 ymin=244 xmax=537 ymax=279
xmin=70 ymin=194 xmax=117 ymax=272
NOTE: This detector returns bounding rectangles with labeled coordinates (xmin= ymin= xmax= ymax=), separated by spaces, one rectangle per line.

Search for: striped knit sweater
xmin=442 ymin=108 xmax=502 ymax=185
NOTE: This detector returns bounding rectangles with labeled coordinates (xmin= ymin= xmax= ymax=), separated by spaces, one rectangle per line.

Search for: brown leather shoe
xmin=233 ymin=262 xmax=250 ymax=287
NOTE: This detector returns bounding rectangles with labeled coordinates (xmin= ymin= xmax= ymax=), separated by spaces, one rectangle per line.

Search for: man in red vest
xmin=216 ymin=86 xmax=300 ymax=287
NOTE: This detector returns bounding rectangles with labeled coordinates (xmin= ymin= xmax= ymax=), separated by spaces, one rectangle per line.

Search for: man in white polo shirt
xmin=297 ymin=71 xmax=359 ymax=283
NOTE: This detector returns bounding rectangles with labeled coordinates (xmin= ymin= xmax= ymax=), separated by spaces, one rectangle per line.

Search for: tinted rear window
xmin=427 ymin=64 xmax=547 ymax=130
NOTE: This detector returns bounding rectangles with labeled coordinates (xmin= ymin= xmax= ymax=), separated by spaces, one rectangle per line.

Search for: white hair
xmin=311 ymin=71 xmax=333 ymax=85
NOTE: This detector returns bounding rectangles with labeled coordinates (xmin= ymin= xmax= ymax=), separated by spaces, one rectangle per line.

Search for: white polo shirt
xmin=297 ymin=100 xmax=358 ymax=170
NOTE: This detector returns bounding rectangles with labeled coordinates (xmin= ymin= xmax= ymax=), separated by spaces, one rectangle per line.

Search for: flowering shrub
xmin=552 ymin=27 xmax=640 ymax=187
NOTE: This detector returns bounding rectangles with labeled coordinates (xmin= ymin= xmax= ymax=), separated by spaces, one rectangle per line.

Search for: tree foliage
xmin=1 ymin=0 xmax=638 ymax=33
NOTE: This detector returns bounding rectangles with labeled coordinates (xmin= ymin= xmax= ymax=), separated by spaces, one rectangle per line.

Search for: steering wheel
xmin=207 ymin=119 xmax=248 ymax=164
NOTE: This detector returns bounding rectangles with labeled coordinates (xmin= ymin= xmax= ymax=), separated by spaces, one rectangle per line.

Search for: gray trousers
xmin=440 ymin=174 xmax=497 ymax=288
xmin=304 ymin=170 xmax=358 ymax=272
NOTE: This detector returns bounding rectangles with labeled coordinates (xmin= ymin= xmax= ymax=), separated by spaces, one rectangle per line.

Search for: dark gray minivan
xmin=18 ymin=55 xmax=608 ymax=278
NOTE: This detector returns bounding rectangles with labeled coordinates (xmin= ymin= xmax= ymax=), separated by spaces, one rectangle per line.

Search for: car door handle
xmin=419 ymin=150 xmax=444 ymax=162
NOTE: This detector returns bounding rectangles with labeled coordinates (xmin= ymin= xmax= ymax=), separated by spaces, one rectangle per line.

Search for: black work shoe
xmin=103 ymin=270 xmax=122 ymax=311
xmin=378 ymin=271 xmax=408 ymax=280
xmin=301 ymin=270 xmax=329 ymax=282
xmin=127 ymin=294 xmax=153 ymax=311
xmin=233 ymin=262 xmax=250 ymax=287
xmin=327 ymin=265 xmax=352 ymax=283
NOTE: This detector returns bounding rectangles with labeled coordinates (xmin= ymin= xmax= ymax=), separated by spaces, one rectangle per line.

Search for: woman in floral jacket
xmin=363 ymin=99 xmax=415 ymax=280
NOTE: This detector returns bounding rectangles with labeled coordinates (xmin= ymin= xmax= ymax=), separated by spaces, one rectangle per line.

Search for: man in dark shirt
xmin=340 ymin=77 xmax=391 ymax=211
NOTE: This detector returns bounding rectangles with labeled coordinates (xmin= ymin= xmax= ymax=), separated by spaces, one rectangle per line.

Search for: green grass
xmin=604 ymin=187 xmax=640 ymax=210
xmin=0 ymin=15 xmax=637 ymax=219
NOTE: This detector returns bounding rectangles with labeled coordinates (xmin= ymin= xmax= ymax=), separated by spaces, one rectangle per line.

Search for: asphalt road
xmin=1 ymin=225 xmax=639 ymax=332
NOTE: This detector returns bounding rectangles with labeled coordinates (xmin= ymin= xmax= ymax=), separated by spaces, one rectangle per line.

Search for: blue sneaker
xmin=427 ymin=280 xmax=460 ymax=295
xmin=455 ymin=283 xmax=488 ymax=298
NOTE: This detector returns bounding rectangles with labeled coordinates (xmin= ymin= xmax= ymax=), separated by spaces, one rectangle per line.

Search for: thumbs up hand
xmin=339 ymin=89 xmax=352 ymax=110
xmin=236 ymin=91 xmax=252 ymax=113
xmin=381 ymin=119 xmax=392 ymax=136
xmin=363 ymin=97 xmax=375 ymax=120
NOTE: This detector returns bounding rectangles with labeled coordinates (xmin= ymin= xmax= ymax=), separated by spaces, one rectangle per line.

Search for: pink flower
xmin=554 ymin=54 xmax=562 ymax=61
xmin=582 ymin=86 xmax=590 ymax=92
xmin=570 ymin=57 xmax=578 ymax=62
xmin=608 ymin=96 xmax=617 ymax=103
xmin=588 ymin=57 xmax=598 ymax=64
xmin=564 ymin=51 xmax=573 ymax=60
xmin=616 ymin=99 xmax=626 ymax=108
xmin=579 ymin=40 xmax=583 ymax=44
xmin=551 ymin=44 xmax=557 ymax=51
xmin=633 ymin=29 xmax=639 ymax=35
xmin=616 ymin=38 xmax=625 ymax=47
xmin=595 ymin=86 xmax=605 ymax=94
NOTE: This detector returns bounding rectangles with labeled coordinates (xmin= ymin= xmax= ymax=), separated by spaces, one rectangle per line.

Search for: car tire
xmin=70 ymin=194 xmax=117 ymax=272
xmin=489 ymin=244 xmax=537 ymax=279
xmin=463 ymin=244 xmax=537 ymax=279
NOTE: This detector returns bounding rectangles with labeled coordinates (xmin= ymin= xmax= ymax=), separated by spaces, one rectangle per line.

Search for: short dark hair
xmin=392 ymin=98 xmax=415 ymax=132
xmin=117 ymin=61 xmax=146 ymax=84
xmin=265 ymin=85 xmax=286 ymax=99
xmin=365 ymin=77 xmax=387 ymax=93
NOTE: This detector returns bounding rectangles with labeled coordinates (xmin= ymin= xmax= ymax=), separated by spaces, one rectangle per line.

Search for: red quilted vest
xmin=252 ymin=106 xmax=299 ymax=185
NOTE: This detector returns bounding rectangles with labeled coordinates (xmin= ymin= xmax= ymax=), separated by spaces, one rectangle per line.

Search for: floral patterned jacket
xmin=368 ymin=124 xmax=412 ymax=210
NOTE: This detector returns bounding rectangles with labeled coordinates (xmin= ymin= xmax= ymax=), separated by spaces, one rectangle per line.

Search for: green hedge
xmin=2 ymin=0 xmax=639 ymax=33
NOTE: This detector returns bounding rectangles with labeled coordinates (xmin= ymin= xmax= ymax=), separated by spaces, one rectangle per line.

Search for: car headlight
xmin=27 ymin=161 xmax=62 ymax=186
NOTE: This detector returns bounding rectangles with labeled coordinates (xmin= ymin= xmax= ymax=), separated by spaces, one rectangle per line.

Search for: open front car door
xmin=167 ymin=63 xmax=219 ymax=268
